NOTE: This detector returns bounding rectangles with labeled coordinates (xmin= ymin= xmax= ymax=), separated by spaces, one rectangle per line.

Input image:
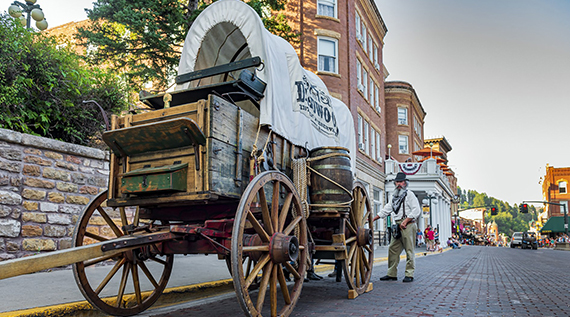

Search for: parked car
xmin=511 ymin=232 xmax=523 ymax=248
xmin=522 ymin=232 xmax=538 ymax=249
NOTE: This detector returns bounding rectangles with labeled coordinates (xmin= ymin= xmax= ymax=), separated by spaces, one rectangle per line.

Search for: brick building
xmin=384 ymin=81 xmax=426 ymax=163
xmin=283 ymin=0 xmax=389 ymax=225
xmin=542 ymin=164 xmax=570 ymax=218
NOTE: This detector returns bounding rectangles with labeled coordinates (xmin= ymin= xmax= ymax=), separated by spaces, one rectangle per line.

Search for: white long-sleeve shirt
xmin=377 ymin=191 xmax=421 ymax=221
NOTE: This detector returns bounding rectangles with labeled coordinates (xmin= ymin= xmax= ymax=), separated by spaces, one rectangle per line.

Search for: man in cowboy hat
xmin=373 ymin=172 xmax=421 ymax=282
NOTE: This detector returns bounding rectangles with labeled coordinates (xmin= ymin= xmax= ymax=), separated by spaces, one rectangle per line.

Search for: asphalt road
xmin=147 ymin=246 xmax=570 ymax=317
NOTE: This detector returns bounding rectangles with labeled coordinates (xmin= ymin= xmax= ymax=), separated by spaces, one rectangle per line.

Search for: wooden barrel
xmin=308 ymin=147 xmax=353 ymax=212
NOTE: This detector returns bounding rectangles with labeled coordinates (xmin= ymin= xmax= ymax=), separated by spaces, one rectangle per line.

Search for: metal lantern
xmin=36 ymin=19 xmax=48 ymax=31
xmin=8 ymin=4 xmax=22 ymax=18
xmin=25 ymin=0 xmax=37 ymax=4
xmin=31 ymin=8 xmax=44 ymax=21
xmin=18 ymin=15 xmax=27 ymax=26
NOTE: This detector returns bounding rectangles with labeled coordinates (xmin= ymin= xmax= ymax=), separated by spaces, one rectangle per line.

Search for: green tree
xmin=77 ymin=0 xmax=300 ymax=92
xmin=0 ymin=14 xmax=128 ymax=146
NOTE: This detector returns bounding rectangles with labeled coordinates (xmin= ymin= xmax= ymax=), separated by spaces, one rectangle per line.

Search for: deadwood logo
xmin=294 ymin=75 xmax=339 ymax=139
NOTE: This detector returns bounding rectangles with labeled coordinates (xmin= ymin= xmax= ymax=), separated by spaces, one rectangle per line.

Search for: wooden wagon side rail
xmin=0 ymin=230 xmax=178 ymax=281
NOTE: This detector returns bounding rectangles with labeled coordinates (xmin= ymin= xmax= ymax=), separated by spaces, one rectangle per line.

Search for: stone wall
xmin=0 ymin=128 xmax=109 ymax=261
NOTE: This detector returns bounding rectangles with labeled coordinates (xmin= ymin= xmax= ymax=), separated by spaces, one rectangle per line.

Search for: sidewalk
xmin=0 ymin=245 xmax=435 ymax=316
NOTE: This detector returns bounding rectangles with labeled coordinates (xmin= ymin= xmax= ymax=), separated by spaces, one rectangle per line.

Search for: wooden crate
xmin=105 ymin=95 xmax=304 ymax=208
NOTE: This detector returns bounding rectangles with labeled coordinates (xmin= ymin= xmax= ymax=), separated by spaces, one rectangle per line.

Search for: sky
xmin=2 ymin=0 xmax=569 ymax=205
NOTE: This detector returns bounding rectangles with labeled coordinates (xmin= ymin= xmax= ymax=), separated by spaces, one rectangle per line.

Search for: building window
xmin=398 ymin=135 xmax=409 ymax=154
xmin=373 ymin=43 xmax=379 ymax=69
xmin=560 ymin=181 xmax=567 ymax=194
xmin=317 ymin=0 xmax=336 ymax=18
xmin=369 ymin=77 xmax=374 ymax=102
xmin=374 ymin=84 xmax=380 ymax=113
xmin=413 ymin=116 xmax=422 ymax=138
xmin=358 ymin=115 xmax=363 ymax=149
xmin=370 ymin=127 xmax=375 ymax=158
xmin=355 ymin=11 xmax=361 ymax=39
xmin=364 ymin=121 xmax=370 ymax=155
xmin=375 ymin=130 xmax=381 ymax=161
xmin=373 ymin=186 xmax=384 ymax=230
xmin=362 ymin=68 xmax=368 ymax=97
xmin=368 ymin=34 xmax=374 ymax=60
xmin=318 ymin=37 xmax=337 ymax=73
xmin=397 ymin=107 xmax=408 ymax=125
xmin=356 ymin=59 xmax=362 ymax=91
xmin=362 ymin=24 xmax=367 ymax=51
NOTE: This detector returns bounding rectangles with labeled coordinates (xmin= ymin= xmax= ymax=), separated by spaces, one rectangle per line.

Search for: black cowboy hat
xmin=394 ymin=172 xmax=408 ymax=182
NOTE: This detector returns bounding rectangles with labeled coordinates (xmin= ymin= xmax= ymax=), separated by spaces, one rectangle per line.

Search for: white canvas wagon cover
xmin=176 ymin=0 xmax=356 ymax=171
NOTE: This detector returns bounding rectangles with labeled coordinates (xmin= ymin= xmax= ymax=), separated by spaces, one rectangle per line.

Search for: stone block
xmin=88 ymin=216 xmax=107 ymax=226
xmin=0 ymin=205 xmax=11 ymax=217
xmin=66 ymin=195 xmax=90 ymax=205
xmin=56 ymin=161 xmax=79 ymax=171
xmin=6 ymin=241 xmax=19 ymax=252
xmin=87 ymin=176 xmax=108 ymax=187
xmin=40 ymin=202 xmax=58 ymax=212
xmin=43 ymin=167 xmax=71 ymax=181
xmin=0 ymin=190 xmax=22 ymax=205
xmin=48 ymin=214 xmax=72 ymax=225
xmin=24 ymin=148 xmax=42 ymax=155
xmin=79 ymin=167 xmax=94 ymax=174
xmin=0 ymin=239 xmax=4 ymax=251
xmin=48 ymin=192 xmax=65 ymax=203
xmin=10 ymin=210 xmax=20 ymax=219
xmin=23 ymin=165 xmax=41 ymax=176
xmin=0 ymin=161 xmax=21 ymax=172
xmin=0 ymin=254 xmax=15 ymax=261
xmin=0 ymin=174 xmax=8 ymax=186
xmin=24 ymin=178 xmax=55 ymax=189
xmin=22 ymin=225 xmax=43 ymax=237
xmin=22 ymin=188 xmax=46 ymax=200
xmin=66 ymin=155 xmax=82 ymax=164
xmin=0 ymin=149 xmax=22 ymax=161
xmin=22 ymin=239 xmax=56 ymax=251
xmin=71 ymin=173 xmax=87 ymax=185
xmin=44 ymin=151 xmax=63 ymax=160
xmin=59 ymin=205 xmax=82 ymax=214
xmin=0 ymin=219 xmax=21 ymax=237
xmin=44 ymin=225 xmax=66 ymax=237
xmin=79 ymin=185 xmax=99 ymax=195
xmin=22 ymin=212 xmax=47 ymax=223
xmin=10 ymin=177 xmax=21 ymax=187
xmin=59 ymin=238 xmax=73 ymax=250
xmin=56 ymin=182 xmax=78 ymax=193
xmin=23 ymin=156 xmax=52 ymax=166
xmin=23 ymin=201 xmax=39 ymax=211
xmin=90 ymin=160 xmax=105 ymax=169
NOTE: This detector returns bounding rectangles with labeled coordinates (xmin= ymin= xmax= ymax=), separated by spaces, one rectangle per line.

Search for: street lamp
xmin=387 ymin=144 xmax=392 ymax=159
xmin=423 ymin=192 xmax=438 ymax=227
xmin=8 ymin=0 xmax=48 ymax=31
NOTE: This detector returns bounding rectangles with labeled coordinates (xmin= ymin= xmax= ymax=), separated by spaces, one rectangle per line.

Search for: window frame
xmin=317 ymin=36 xmax=338 ymax=74
xmin=398 ymin=135 xmax=409 ymax=154
xmin=397 ymin=107 xmax=408 ymax=125
xmin=560 ymin=181 xmax=567 ymax=194
xmin=317 ymin=0 xmax=337 ymax=18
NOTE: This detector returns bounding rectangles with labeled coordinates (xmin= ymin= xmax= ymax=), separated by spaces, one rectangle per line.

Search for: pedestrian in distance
xmin=426 ymin=226 xmax=435 ymax=251
xmin=373 ymin=172 xmax=421 ymax=283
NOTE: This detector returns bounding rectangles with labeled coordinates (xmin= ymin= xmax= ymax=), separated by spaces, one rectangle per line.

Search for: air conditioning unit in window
xmin=358 ymin=143 xmax=365 ymax=151
xmin=357 ymin=84 xmax=364 ymax=92
xmin=375 ymin=105 xmax=381 ymax=113
xmin=357 ymin=34 xmax=364 ymax=44
xmin=375 ymin=63 xmax=380 ymax=70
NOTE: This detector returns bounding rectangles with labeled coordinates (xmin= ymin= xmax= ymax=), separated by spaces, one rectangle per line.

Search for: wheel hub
xmin=357 ymin=227 xmax=373 ymax=246
xmin=269 ymin=233 xmax=299 ymax=263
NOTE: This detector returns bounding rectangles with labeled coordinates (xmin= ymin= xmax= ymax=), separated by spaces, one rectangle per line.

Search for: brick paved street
xmin=149 ymin=246 xmax=570 ymax=317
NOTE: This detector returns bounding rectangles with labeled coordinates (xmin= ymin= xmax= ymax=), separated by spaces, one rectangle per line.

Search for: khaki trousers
xmin=387 ymin=221 xmax=417 ymax=278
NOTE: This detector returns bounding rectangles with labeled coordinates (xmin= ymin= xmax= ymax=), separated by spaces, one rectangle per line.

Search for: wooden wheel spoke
xmin=284 ymin=262 xmax=301 ymax=280
xmin=364 ymin=245 xmax=373 ymax=254
xmin=133 ymin=206 xmax=140 ymax=227
xmin=270 ymin=264 xmax=278 ymax=317
xmin=259 ymin=188 xmax=274 ymax=235
xmin=358 ymin=249 xmax=366 ymax=284
xmin=278 ymin=192 xmax=293 ymax=232
xmin=347 ymin=242 xmax=357 ymax=267
xmin=138 ymin=261 xmax=159 ymax=288
xmin=283 ymin=215 xmax=302 ymax=236
xmin=85 ymin=231 xmax=108 ymax=242
xmin=247 ymin=211 xmax=271 ymax=242
xmin=116 ymin=262 xmax=130 ymax=308
xmin=243 ymin=245 xmax=270 ymax=252
xmin=149 ymin=256 xmax=168 ymax=266
xmin=97 ymin=207 xmax=123 ymax=237
xmin=132 ymin=262 xmax=142 ymax=305
xmin=245 ymin=254 xmax=270 ymax=288
xmin=95 ymin=257 xmax=126 ymax=295
xmin=256 ymin=262 xmax=273 ymax=312
xmin=271 ymin=181 xmax=280 ymax=234
xmin=349 ymin=246 xmax=357 ymax=282
xmin=119 ymin=207 xmax=128 ymax=228
xmin=345 ymin=236 xmax=357 ymax=244
xmin=362 ymin=210 xmax=371 ymax=225
xmin=276 ymin=265 xmax=291 ymax=305
xmin=346 ymin=221 xmax=358 ymax=236
xmin=361 ymin=248 xmax=371 ymax=271
xmin=355 ymin=249 xmax=361 ymax=287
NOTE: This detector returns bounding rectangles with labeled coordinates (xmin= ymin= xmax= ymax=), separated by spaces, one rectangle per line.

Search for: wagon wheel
xmin=72 ymin=191 xmax=173 ymax=316
xmin=232 ymin=171 xmax=308 ymax=317
xmin=343 ymin=181 xmax=374 ymax=295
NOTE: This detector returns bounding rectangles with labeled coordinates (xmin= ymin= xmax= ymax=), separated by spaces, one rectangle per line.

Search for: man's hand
xmin=400 ymin=218 xmax=411 ymax=230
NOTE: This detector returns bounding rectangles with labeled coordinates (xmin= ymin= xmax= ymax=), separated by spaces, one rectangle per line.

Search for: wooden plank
xmin=109 ymin=115 xmax=119 ymax=200
xmin=129 ymin=104 xmax=198 ymax=126
xmin=196 ymin=99 xmax=205 ymax=193
xmin=107 ymin=192 xmax=214 ymax=207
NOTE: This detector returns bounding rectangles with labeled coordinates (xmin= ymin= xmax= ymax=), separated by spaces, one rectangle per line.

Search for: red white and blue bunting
xmin=399 ymin=163 xmax=422 ymax=175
